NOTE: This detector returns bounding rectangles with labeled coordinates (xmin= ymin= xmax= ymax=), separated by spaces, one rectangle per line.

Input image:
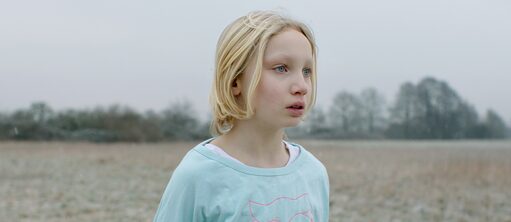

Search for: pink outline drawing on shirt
xmin=248 ymin=193 xmax=314 ymax=222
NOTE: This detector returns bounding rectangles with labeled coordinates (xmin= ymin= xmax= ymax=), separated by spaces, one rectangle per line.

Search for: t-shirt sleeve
xmin=153 ymin=153 xmax=204 ymax=222
xmin=322 ymin=163 xmax=330 ymax=221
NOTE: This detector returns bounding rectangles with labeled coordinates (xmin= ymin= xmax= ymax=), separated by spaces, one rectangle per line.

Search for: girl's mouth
xmin=286 ymin=103 xmax=305 ymax=117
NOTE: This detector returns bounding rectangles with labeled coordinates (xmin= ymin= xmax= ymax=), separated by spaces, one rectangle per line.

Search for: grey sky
xmin=1 ymin=0 xmax=510 ymax=123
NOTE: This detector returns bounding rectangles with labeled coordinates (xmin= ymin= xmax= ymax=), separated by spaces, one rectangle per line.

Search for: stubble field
xmin=1 ymin=140 xmax=510 ymax=222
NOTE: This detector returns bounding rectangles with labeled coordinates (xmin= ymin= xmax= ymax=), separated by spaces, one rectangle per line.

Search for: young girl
xmin=153 ymin=10 xmax=329 ymax=221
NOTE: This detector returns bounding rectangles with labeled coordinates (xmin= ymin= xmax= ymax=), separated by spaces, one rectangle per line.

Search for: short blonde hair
xmin=209 ymin=10 xmax=317 ymax=135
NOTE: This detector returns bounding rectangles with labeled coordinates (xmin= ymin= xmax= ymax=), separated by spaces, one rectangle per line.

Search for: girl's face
xmin=238 ymin=28 xmax=313 ymax=129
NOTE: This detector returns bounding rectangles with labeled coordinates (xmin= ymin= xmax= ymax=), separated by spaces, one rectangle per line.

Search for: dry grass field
xmin=1 ymin=140 xmax=511 ymax=222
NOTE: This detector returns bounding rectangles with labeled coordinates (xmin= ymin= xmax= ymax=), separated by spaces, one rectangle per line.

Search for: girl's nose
xmin=291 ymin=74 xmax=309 ymax=96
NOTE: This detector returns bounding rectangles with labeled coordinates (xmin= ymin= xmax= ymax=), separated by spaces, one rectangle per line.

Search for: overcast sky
xmin=1 ymin=0 xmax=510 ymax=122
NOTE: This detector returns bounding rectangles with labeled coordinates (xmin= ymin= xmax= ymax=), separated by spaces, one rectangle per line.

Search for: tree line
xmin=0 ymin=101 xmax=209 ymax=142
xmin=291 ymin=77 xmax=509 ymax=139
xmin=1 ymin=77 xmax=509 ymax=142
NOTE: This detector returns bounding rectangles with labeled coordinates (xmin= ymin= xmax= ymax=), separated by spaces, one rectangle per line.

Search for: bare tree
xmin=485 ymin=109 xmax=507 ymax=138
xmin=360 ymin=88 xmax=386 ymax=134
xmin=388 ymin=77 xmax=480 ymax=139
xmin=160 ymin=100 xmax=200 ymax=140
xmin=329 ymin=91 xmax=364 ymax=135
xmin=388 ymin=82 xmax=420 ymax=138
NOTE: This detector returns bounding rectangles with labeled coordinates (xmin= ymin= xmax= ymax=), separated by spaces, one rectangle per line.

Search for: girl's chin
xmin=282 ymin=119 xmax=302 ymax=128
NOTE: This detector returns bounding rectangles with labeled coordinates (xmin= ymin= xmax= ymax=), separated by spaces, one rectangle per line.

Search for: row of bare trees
xmin=290 ymin=77 xmax=509 ymax=139
xmin=0 ymin=77 xmax=509 ymax=142
xmin=0 ymin=101 xmax=209 ymax=142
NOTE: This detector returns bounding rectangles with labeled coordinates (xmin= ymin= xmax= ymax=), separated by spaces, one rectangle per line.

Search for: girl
xmin=153 ymin=10 xmax=329 ymax=221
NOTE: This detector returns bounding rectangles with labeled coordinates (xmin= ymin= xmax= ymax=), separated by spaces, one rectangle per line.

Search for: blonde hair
xmin=209 ymin=10 xmax=318 ymax=135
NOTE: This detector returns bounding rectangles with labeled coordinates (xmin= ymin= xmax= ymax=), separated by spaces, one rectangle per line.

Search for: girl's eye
xmin=274 ymin=65 xmax=288 ymax=73
xmin=303 ymin=68 xmax=312 ymax=78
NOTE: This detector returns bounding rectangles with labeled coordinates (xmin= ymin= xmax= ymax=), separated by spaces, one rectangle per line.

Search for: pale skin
xmin=211 ymin=28 xmax=313 ymax=168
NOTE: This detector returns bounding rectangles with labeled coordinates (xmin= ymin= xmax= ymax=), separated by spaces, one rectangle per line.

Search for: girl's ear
xmin=232 ymin=78 xmax=242 ymax=97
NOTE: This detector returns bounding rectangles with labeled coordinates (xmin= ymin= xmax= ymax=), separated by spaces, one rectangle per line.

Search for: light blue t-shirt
xmin=153 ymin=138 xmax=330 ymax=222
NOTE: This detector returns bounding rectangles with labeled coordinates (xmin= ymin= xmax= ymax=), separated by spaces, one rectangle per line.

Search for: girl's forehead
xmin=263 ymin=30 xmax=313 ymax=63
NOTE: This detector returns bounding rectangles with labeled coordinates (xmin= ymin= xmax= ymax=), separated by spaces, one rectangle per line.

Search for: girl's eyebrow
xmin=265 ymin=54 xmax=313 ymax=65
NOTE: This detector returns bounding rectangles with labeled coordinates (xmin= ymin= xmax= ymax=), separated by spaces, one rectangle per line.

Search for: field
xmin=1 ymin=140 xmax=511 ymax=222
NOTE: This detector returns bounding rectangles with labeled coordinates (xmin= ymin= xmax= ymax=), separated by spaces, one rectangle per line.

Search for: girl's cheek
xmin=266 ymin=86 xmax=282 ymax=105
xmin=257 ymin=84 xmax=277 ymax=103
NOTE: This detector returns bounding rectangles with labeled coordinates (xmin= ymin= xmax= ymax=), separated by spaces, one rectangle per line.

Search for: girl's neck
xmin=211 ymin=119 xmax=289 ymax=168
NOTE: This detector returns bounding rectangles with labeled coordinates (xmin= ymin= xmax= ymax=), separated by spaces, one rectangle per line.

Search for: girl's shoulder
xmin=168 ymin=141 xmax=220 ymax=184
xmin=284 ymin=141 xmax=323 ymax=163
xmin=284 ymin=141 xmax=329 ymax=174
